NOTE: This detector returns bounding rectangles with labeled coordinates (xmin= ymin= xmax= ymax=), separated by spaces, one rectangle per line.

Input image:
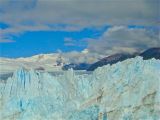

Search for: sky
xmin=0 ymin=0 xmax=159 ymax=62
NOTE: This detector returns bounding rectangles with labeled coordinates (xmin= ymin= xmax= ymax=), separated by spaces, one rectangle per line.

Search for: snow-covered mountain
xmin=87 ymin=53 xmax=135 ymax=71
xmin=0 ymin=49 xmax=94 ymax=74
xmin=87 ymin=48 xmax=160 ymax=71
xmin=0 ymin=57 xmax=159 ymax=120
xmin=0 ymin=53 xmax=67 ymax=74
xmin=1 ymin=48 xmax=159 ymax=74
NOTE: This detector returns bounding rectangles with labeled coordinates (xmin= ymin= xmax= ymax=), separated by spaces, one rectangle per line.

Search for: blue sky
xmin=0 ymin=0 xmax=159 ymax=58
xmin=0 ymin=27 xmax=106 ymax=58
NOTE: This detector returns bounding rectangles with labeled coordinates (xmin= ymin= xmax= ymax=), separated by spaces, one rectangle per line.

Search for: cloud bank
xmin=87 ymin=26 xmax=160 ymax=55
xmin=0 ymin=0 xmax=159 ymax=42
xmin=62 ymin=26 xmax=160 ymax=63
xmin=0 ymin=0 xmax=159 ymax=63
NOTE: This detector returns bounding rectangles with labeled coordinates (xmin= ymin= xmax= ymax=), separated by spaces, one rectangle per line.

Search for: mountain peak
xmin=140 ymin=47 xmax=160 ymax=60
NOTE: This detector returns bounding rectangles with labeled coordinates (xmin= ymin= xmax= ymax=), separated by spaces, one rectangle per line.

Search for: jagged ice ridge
xmin=0 ymin=57 xmax=160 ymax=120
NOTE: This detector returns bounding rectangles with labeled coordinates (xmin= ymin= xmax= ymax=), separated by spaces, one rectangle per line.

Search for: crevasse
xmin=0 ymin=57 xmax=160 ymax=120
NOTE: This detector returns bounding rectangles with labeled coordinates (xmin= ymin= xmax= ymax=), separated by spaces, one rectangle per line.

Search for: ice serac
xmin=0 ymin=57 xmax=160 ymax=120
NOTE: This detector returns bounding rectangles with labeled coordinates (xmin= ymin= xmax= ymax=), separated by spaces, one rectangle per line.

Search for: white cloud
xmin=64 ymin=37 xmax=87 ymax=47
xmin=62 ymin=26 xmax=159 ymax=64
xmin=61 ymin=50 xmax=102 ymax=64
xmin=1 ymin=0 xmax=158 ymax=26
xmin=87 ymin=26 xmax=160 ymax=55
xmin=0 ymin=0 xmax=159 ymax=42
xmin=0 ymin=39 xmax=14 ymax=43
xmin=64 ymin=38 xmax=76 ymax=46
xmin=0 ymin=28 xmax=15 ymax=43
xmin=0 ymin=0 xmax=159 ymax=64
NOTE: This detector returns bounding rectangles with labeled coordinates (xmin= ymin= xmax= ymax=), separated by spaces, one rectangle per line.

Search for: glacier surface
xmin=0 ymin=57 xmax=160 ymax=120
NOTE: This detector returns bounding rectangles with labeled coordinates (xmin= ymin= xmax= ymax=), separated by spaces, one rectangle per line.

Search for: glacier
xmin=0 ymin=57 xmax=160 ymax=120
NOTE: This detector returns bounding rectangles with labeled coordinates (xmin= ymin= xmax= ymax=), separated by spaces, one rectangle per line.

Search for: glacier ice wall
xmin=0 ymin=57 xmax=160 ymax=120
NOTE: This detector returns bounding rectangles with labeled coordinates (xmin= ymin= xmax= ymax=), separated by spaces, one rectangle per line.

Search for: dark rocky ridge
xmin=87 ymin=47 xmax=160 ymax=71
xmin=87 ymin=53 xmax=135 ymax=71
xmin=62 ymin=63 xmax=91 ymax=70
xmin=140 ymin=48 xmax=160 ymax=60
xmin=62 ymin=48 xmax=160 ymax=71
